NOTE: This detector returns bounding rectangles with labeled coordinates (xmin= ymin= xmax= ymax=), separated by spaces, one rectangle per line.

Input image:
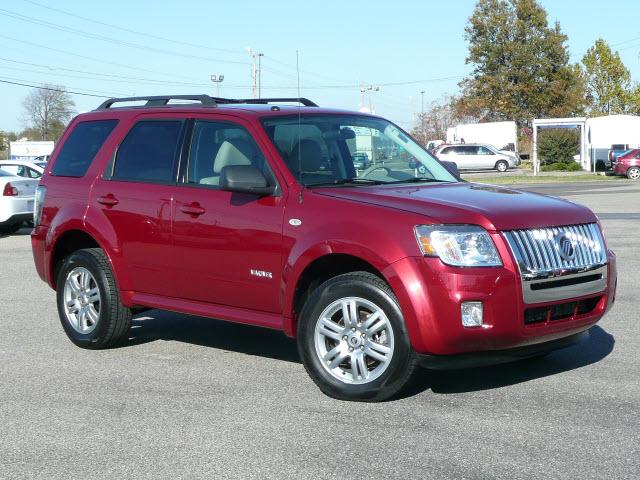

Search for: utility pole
xmin=420 ymin=90 xmax=426 ymax=143
xmin=210 ymin=74 xmax=224 ymax=97
xmin=245 ymin=48 xmax=264 ymax=98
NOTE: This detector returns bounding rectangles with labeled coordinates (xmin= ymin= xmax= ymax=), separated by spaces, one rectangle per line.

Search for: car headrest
xmin=289 ymin=139 xmax=324 ymax=173
xmin=213 ymin=139 xmax=254 ymax=174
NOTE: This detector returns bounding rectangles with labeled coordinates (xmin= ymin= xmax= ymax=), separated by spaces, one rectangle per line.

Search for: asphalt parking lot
xmin=1 ymin=181 xmax=638 ymax=479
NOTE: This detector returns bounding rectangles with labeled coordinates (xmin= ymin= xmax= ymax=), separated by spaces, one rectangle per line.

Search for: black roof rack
xmin=96 ymin=95 xmax=318 ymax=110
xmin=217 ymin=97 xmax=319 ymax=107
xmin=96 ymin=95 xmax=217 ymax=110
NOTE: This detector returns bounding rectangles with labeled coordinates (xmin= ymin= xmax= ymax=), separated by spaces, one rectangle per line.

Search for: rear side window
xmin=51 ymin=120 xmax=118 ymax=177
xmin=112 ymin=120 xmax=183 ymax=183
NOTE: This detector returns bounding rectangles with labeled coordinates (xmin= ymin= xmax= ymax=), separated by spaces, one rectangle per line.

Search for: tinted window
xmin=477 ymin=146 xmax=494 ymax=155
xmin=186 ymin=121 xmax=272 ymax=188
xmin=112 ymin=120 xmax=183 ymax=183
xmin=52 ymin=120 xmax=118 ymax=177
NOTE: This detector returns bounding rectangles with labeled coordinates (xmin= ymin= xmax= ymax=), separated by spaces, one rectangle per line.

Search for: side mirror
xmin=441 ymin=160 xmax=460 ymax=178
xmin=220 ymin=165 xmax=275 ymax=196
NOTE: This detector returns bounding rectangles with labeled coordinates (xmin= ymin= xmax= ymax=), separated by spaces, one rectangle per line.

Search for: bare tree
xmin=22 ymin=85 xmax=75 ymax=141
xmin=411 ymin=98 xmax=458 ymax=146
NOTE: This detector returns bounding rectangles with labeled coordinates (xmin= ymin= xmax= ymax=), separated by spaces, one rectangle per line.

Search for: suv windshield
xmin=262 ymin=114 xmax=457 ymax=186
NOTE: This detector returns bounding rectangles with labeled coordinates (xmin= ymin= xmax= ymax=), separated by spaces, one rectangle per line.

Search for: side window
xmin=112 ymin=120 xmax=183 ymax=183
xmin=186 ymin=120 xmax=272 ymax=188
xmin=1 ymin=165 xmax=20 ymax=176
xmin=477 ymin=146 xmax=494 ymax=155
xmin=51 ymin=120 xmax=118 ymax=177
xmin=28 ymin=168 xmax=42 ymax=178
xmin=441 ymin=147 xmax=453 ymax=155
xmin=463 ymin=146 xmax=478 ymax=155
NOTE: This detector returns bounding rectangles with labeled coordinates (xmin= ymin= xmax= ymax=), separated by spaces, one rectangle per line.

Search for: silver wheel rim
xmin=314 ymin=297 xmax=395 ymax=385
xmin=629 ymin=168 xmax=639 ymax=179
xmin=63 ymin=267 xmax=101 ymax=334
xmin=497 ymin=162 xmax=507 ymax=172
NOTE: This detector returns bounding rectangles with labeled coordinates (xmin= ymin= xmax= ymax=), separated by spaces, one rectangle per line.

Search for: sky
xmin=1 ymin=0 xmax=639 ymax=134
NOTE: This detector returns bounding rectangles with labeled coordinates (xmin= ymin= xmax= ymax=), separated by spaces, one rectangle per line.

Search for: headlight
xmin=414 ymin=225 xmax=502 ymax=267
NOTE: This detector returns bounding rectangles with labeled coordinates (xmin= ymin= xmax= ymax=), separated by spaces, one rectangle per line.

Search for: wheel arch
xmin=283 ymin=247 xmax=393 ymax=337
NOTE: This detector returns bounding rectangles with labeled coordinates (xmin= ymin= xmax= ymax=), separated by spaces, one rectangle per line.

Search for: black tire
xmin=297 ymin=272 xmax=419 ymax=402
xmin=495 ymin=160 xmax=509 ymax=173
xmin=56 ymin=248 xmax=132 ymax=349
xmin=0 ymin=222 xmax=22 ymax=235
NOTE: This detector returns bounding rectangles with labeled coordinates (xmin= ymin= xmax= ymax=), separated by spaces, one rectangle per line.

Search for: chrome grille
xmin=504 ymin=223 xmax=606 ymax=278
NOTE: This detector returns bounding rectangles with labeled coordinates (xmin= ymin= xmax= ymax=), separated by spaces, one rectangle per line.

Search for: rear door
xmin=91 ymin=115 xmax=186 ymax=297
xmin=171 ymin=115 xmax=285 ymax=313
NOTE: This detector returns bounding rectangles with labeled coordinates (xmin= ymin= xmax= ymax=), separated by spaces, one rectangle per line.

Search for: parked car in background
xmin=0 ymin=169 xmax=37 ymax=234
xmin=612 ymin=148 xmax=640 ymax=180
xmin=434 ymin=143 xmax=519 ymax=172
xmin=0 ymin=159 xmax=47 ymax=179
xmin=351 ymin=152 xmax=371 ymax=170
xmin=608 ymin=144 xmax=631 ymax=169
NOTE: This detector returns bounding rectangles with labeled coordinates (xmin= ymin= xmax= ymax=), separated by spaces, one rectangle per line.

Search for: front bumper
xmin=419 ymin=330 xmax=588 ymax=369
xmin=382 ymin=251 xmax=616 ymax=356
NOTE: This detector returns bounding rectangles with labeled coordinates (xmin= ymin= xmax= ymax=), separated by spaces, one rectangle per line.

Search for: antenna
xmin=296 ymin=50 xmax=302 ymax=189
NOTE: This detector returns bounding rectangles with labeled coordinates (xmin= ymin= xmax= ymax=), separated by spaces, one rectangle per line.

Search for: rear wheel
xmin=627 ymin=167 xmax=640 ymax=180
xmin=297 ymin=272 xmax=419 ymax=402
xmin=495 ymin=160 xmax=509 ymax=172
xmin=56 ymin=248 xmax=131 ymax=349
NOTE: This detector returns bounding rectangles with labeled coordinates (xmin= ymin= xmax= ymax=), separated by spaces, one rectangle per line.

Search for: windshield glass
xmin=261 ymin=114 xmax=457 ymax=186
xmin=0 ymin=169 xmax=12 ymax=177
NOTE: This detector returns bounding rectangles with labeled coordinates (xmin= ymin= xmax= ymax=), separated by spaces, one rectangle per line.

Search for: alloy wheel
xmin=314 ymin=296 xmax=394 ymax=384
xmin=62 ymin=267 xmax=101 ymax=334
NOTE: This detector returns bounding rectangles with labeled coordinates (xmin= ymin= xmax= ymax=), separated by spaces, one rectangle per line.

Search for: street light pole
xmin=210 ymin=74 xmax=224 ymax=97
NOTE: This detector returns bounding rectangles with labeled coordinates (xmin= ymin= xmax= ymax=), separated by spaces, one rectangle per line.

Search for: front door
xmin=172 ymin=118 xmax=285 ymax=313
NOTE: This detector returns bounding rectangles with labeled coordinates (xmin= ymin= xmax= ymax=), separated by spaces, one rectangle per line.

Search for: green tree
xmin=537 ymin=128 xmax=579 ymax=165
xmin=582 ymin=39 xmax=632 ymax=115
xmin=455 ymin=0 xmax=585 ymax=128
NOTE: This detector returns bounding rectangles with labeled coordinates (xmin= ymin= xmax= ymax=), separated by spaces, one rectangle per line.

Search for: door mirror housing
xmin=220 ymin=165 xmax=275 ymax=196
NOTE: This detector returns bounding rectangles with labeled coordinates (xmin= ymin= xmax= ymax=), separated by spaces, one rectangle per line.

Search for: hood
xmin=313 ymin=182 xmax=597 ymax=231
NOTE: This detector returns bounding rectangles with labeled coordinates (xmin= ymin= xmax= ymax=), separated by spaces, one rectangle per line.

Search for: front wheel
xmin=297 ymin=272 xmax=419 ymax=402
xmin=496 ymin=160 xmax=509 ymax=172
xmin=627 ymin=167 xmax=640 ymax=180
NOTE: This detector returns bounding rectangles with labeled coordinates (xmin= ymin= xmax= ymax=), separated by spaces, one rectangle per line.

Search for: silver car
xmin=435 ymin=143 xmax=519 ymax=172
xmin=0 ymin=169 xmax=37 ymax=234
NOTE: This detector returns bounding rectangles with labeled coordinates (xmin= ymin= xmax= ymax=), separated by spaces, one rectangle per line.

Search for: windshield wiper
xmin=386 ymin=177 xmax=454 ymax=184
xmin=306 ymin=177 xmax=385 ymax=187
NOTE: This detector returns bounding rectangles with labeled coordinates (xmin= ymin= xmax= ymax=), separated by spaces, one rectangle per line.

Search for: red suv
xmin=612 ymin=148 xmax=640 ymax=180
xmin=31 ymin=95 xmax=617 ymax=401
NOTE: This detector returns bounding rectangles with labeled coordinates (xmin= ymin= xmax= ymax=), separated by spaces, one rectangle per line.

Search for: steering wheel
xmin=360 ymin=164 xmax=391 ymax=178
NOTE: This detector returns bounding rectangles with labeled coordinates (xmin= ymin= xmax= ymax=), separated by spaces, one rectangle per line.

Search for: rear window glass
xmin=111 ymin=120 xmax=183 ymax=183
xmin=51 ymin=120 xmax=118 ymax=177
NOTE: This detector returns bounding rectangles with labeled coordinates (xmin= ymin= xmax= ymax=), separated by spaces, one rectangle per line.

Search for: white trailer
xmin=585 ymin=114 xmax=640 ymax=168
xmin=9 ymin=141 xmax=54 ymax=161
xmin=446 ymin=121 xmax=518 ymax=152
